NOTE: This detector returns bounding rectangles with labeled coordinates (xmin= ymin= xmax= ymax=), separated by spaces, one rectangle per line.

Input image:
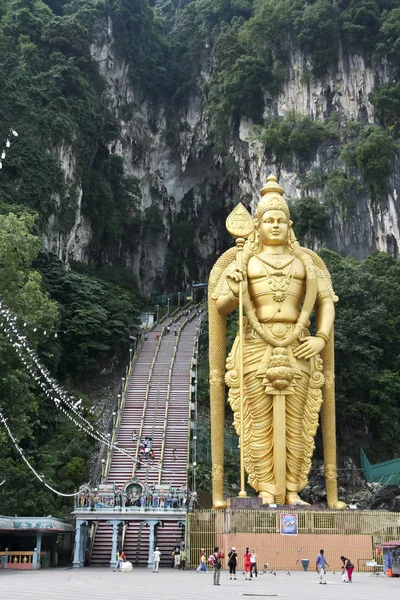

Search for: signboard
xmin=280 ymin=513 xmax=298 ymax=535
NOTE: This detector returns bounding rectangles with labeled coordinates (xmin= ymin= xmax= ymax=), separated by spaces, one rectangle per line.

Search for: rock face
xmin=46 ymin=23 xmax=400 ymax=293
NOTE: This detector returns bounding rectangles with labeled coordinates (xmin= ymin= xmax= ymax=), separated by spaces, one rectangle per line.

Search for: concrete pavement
xmin=0 ymin=567 xmax=398 ymax=599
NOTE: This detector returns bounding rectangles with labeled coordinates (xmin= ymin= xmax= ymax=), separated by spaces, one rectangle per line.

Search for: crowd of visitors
xmin=110 ymin=544 xmax=352 ymax=582
xmin=169 ymin=544 xmax=187 ymax=570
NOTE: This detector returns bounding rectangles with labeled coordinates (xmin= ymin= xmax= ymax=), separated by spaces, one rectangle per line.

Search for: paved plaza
xmin=0 ymin=568 xmax=399 ymax=600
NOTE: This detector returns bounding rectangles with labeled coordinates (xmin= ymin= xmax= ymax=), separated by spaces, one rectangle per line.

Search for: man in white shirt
xmin=250 ymin=550 xmax=257 ymax=578
xmin=153 ymin=547 xmax=161 ymax=573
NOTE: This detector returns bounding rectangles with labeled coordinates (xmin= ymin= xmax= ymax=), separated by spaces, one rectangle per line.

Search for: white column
xmin=110 ymin=521 xmax=119 ymax=568
xmin=147 ymin=521 xmax=157 ymax=569
xmin=72 ymin=520 xmax=83 ymax=568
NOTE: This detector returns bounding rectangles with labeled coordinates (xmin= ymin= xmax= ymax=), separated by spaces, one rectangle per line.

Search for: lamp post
xmin=112 ymin=411 xmax=116 ymax=429
xmin=155 ymin=305 xmax=159 ymax=323
xmin=167 ymin=297 xmax=170 ymax=316
xmin=178 ymin=292 xmax=181 ymax=309
xmin=121 ymin=377 xmax=125 ymax=394
xmin=129 ymin=347 xmax=133 ymax=362
xmin=101 ymin=459 xmax=105 ymax=483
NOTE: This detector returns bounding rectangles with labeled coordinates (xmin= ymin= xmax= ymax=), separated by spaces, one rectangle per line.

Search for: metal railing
xmin=157 ymin=316 xmax=193 ymax=484
xmin=132 ymin=327 xmax=165 ymax=478
xmin=103 ymin=332 xmax=144 ymax=481
xmin=187 ymin=509 xmax=400 ymax=571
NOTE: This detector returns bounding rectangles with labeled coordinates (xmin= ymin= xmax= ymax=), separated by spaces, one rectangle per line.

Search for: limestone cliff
xmin=47 ymin=23 xmax=400 ymax=293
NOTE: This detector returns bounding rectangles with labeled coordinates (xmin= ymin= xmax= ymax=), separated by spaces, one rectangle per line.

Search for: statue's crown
xmin=256 ymin=174 xmax=290 ymax=221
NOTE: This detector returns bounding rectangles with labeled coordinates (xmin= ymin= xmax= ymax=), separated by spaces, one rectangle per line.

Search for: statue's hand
xmin=226 ymin=268 xmax=247 ymax=298
xmin=293 ymin=336 xmax=325 ymax=360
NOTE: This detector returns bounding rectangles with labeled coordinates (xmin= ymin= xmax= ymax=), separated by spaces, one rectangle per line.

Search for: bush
xmin=340 ymin=125 xmax=397 ymax=201
xmin=289 ymin=196 xmax=329 ymax=244
xmin=253 ymin=112 xmax=329 ymax=166
xmin=370 ymin=82 xmax=400 ymax=136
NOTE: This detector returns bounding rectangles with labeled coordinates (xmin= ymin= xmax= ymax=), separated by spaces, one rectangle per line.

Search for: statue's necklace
xmin=257 ymin=254 xmax=295 ymax=270
xmin=256 ymin=255 xmax=295 ymax=303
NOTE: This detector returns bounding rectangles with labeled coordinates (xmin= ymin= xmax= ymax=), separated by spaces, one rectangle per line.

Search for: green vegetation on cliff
xmin=2 ymin=0 xmax=400 ymax=510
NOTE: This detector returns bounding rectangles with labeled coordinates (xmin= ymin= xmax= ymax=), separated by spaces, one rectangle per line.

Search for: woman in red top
xmin=244 ymin=547 xmax=252 ymax=580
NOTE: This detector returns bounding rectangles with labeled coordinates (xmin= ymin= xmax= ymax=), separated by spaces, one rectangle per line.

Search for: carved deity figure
xmin=208 ymin=175 xmax=346 ymax=509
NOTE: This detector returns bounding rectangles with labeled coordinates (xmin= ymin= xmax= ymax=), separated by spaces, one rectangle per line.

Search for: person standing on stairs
xmin=153 ymin=547 xmax=161 ymax=573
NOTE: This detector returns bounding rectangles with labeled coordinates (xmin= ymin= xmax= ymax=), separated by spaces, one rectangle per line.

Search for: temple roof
xmin=0 ymin=515 xmax=73 ymax=532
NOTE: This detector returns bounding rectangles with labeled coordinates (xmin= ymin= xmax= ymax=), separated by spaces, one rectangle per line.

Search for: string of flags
xmin=0 ymin=298 xmax=164 ymax=490
xmin=0 ymin=411 xmax=80 ymax=498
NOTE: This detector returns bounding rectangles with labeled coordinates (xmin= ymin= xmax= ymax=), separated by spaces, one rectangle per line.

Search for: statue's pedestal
xmin=227 ymin=497 xmax=263 ymax=509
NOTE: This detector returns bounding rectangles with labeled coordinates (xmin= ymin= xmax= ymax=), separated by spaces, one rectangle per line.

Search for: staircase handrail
xmin=158 ymin=331 xmax=181 ymax=484
xmin=132 ymin=327 xmax=165 ymax=477
xmin=187 ymin=327 xmax=199 ymax=482
xmin=157 ymin=315 xmax=196 ymax=484
xmin=104 ymin=332 xmax=145 ymax=481
xmin=142 ymin=330 xmax=173 ymax=487
xmin=87 ymin=521 xmax=98 ymax=562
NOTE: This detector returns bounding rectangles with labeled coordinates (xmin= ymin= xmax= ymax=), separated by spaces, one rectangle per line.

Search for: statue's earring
xmin=286 ymin=227 xmax=297 ymax=253
xmin=248 ymin=229 xmax=262 ymax=254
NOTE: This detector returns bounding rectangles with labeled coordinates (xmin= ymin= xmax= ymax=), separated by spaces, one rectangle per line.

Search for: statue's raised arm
xmin=208 ymin=175 xmax=346 ymax=509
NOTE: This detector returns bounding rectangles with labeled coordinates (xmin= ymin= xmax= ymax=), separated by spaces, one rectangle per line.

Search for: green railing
xmin=361 ymin=448 xmax=400 ymax=486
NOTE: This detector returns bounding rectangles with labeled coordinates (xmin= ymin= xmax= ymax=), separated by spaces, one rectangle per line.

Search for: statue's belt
xmin=241 ymin=324 xmax=312 ymax=379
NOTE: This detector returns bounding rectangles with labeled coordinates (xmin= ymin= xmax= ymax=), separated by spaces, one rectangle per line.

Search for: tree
xmin=320 ymin=249 xmax=400 ymax=460
xmin=340 ymin=125 xmax=397 ymax=201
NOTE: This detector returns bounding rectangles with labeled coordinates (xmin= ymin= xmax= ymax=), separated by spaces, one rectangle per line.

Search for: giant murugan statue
xmin=208 ymin=175 xmax=346 ymax=509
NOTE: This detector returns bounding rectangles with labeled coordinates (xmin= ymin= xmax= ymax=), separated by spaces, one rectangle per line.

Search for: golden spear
xmin=226 ymin=203 xmax=254 ymax=498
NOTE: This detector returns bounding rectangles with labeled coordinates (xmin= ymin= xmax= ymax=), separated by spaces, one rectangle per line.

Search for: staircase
xmin=124 ymin=521 xmax=150 ymax=566
xmin=90 ymin=307 xmax=200 ymax=567
xmin=90 ymin=522 xmax=113 ymax=566
xmin=160 ymin=320 xmax=197 ymax=487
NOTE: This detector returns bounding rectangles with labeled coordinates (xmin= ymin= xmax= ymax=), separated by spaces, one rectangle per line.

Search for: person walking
xmin=197 ymin=550 xmax=206 ymax=572
xmin=316 ymin=549 xmax=329 ymax=584
xmin=179 ymin=548 xmax=187 ymax=570
xmin=228 ymin=547 xmax=237 ymax=580
xmin=153 ymin=547 xmax=161 ymax=573
xmin=174 ymin=545 xmax=181 ymax=568
xmin=340 ymin=556 xmax=354 ymax=582
xmin=244 ymin=548 xmax=252 ymax=580
xmin=212 ymin=546 xmax=223 ymax=586
xmin=250 ymin=550 xmax=257 ymax=578
xmin=114 ymin=549 xmax=124 ymax=572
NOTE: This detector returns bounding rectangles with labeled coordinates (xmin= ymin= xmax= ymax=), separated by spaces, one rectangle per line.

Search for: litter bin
xmin=301 ymin=558 xmax=310 ymax=572
xmin=1 ymin=555 xmax=7 ymax=569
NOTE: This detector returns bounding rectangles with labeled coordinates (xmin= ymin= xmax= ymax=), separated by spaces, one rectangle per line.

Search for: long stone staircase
xmin=90 ymin=308 xmax=199 ymax=567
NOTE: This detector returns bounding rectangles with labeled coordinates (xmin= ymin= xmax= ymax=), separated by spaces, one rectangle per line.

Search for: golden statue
xmin=208 ymin=175 xmax=346 ymax=509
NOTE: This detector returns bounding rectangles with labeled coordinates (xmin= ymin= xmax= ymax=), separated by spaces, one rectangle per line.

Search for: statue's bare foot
xmin=329 ymin=500 xmax=347 ymax=510
xmin=286 ymin=492 xmax=309 ymax=506
xmin=259 ymin=491 xmax=275 ymax=505
xmin=213 ymin=499 xmax=227 ymax=510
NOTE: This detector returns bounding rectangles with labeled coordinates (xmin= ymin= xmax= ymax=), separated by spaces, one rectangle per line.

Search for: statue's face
xmin=257 ymin=209 xmax=289 ymax=246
